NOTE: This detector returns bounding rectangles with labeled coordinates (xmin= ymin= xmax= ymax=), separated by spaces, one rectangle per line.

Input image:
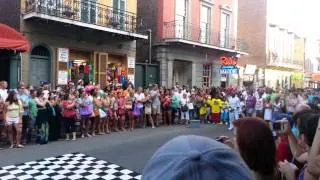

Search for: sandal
xmin=9 ymin=145 xmax=14 ymax=149
xmin=17 ymin=144 xmax=24 ymax=148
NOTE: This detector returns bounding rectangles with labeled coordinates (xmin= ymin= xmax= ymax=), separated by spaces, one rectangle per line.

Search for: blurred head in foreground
xmin=142 ymin=135 xmax=252 ymax=180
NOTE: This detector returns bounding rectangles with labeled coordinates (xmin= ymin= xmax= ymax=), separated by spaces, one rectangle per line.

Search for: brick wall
xmin=0 ymin=0 xmax=20 ymax=31
xmin=237 ymin=0 xmax=267 ymax=67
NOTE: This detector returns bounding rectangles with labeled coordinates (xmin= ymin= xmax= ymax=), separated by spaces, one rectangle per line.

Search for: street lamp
xmin=145 ymin=29 xmax=152 ymax=87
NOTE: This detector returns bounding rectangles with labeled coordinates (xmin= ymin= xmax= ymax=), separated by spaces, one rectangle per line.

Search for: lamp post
xmin=145 ymin=29 xmax=152 ymax=88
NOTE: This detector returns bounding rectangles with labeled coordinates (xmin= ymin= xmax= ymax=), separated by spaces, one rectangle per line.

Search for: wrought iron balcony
xmin=163 ymin=20 xmax=244 ymax=51
xmin=24 ymin=0 xmax=138 ymax=34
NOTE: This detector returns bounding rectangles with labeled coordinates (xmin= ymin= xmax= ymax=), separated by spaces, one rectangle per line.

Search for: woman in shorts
xmin=5 ymin=91 xmax=24 ymax=148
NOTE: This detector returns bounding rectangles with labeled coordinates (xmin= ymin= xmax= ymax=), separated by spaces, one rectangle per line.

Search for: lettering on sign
xmin=219 ymin=68 xmax=238 ymax=74
xmin=220 ymin=56 xmax=237 ymax=66
xmin=58 ymin=48 xmax=69 ymax=62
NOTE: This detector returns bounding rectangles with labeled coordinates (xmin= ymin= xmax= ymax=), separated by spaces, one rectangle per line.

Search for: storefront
xmin=264 ymin=68 xmax=293 ymax=89
xmin=0 ymin=23 xmax=29 ymax=88
xmin=219 ymin=56 xmax=239 ymax=88
xmin=56 ymin=48 xmax=135 ymax=88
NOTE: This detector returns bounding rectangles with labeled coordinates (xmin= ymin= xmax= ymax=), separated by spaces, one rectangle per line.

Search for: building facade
xmin=1 ymin=0 xmax=147 ymax=88
xmin=237 ymin=0 xmax=305 ymax=89
xmin=138 ymin=0 xmax=246 ymax=88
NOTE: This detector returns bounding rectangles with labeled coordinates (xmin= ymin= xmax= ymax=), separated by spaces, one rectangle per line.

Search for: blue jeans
xmin=189 ymin=110 xmax=195 ymax=120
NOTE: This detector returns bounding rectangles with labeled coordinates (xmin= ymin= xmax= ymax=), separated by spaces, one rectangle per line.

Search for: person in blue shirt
xmin=17 ymin=86 xmax=30 ymax=144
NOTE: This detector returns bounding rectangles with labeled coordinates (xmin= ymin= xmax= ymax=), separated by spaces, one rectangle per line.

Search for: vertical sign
xmin=127 ymin=57 xmax=135 ymax=69
xmin=58 ymin=48 xmax=69 ymax=62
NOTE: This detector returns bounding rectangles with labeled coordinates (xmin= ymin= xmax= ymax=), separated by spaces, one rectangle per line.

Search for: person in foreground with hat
xmin=142 ymin=135 xmax=253 ymax=180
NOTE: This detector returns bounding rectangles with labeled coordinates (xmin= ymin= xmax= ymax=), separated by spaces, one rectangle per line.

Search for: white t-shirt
xmin=134 ymin=93 xmax=145 ymax=108
xmin=255 ymin=98 xmax=264 ymax=111
xmin=0 ymin=89 xmax=8 ymax=101
xmin=180 ymin=98 xmax=188 ymax=106
xmin=228 ymin=96 xmax=240 ymax=109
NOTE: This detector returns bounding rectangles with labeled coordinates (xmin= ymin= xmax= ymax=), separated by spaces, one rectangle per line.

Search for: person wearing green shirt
xmin=27 ymin=90 xmax=38 ymax=143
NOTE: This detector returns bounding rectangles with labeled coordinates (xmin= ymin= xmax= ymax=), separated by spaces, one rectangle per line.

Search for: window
xmin=202 ymin=64 xmax=212 ymax=87
xmin=220 ymin=12 xmax=230 ymax=48
xmin=200 ymin=5 xmax=211 ymax=43
xmin=175 ymin=0 xmax=188 ymax=38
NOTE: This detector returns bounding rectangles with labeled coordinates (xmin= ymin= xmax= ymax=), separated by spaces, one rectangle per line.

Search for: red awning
xmin=0 ymin=23 xmax=30 ymax=52
xmin=311 ymin=73 xmax=320 ymax=81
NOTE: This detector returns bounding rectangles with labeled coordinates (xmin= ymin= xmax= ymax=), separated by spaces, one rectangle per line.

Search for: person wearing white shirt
xmin=227 ymin=93 xmax=240 ymax=131
xmin=0 ymin=81 xmax=8 ymax=101
xmin=134 ymin=87 xmax=145 ymax=126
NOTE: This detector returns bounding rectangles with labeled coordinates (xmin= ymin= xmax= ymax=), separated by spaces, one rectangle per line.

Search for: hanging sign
xmin=127 ymin=74 xmax=135 ymax=84
xmin=58 ymin=71 xmax=68 ymax=85
xmin=58 ymin=48 xmax=69 ymax=62
xmin=220 ymin=56 xmax=238 ymax=74
xmin=127 ymin=57 xmax=135 ymax=69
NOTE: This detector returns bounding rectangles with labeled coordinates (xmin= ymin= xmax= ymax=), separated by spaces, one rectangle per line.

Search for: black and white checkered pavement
xmin=0 ymin=153 xmax=141 ymax=180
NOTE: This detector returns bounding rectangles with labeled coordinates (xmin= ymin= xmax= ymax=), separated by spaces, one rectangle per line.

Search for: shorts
xmin=145 ymin=107 xmax=152 ymax=115
xmin=152 ymin=104 xmax=161 ymax=114
xmin=7 ymin=117 xmax=20 ymax=125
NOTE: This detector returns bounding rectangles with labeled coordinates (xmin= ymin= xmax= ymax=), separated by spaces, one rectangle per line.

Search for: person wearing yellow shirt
xmin=210 ymin=95 xmax=221 ymax=124
xmin=205 ymin=96 xmax=212 ymax=123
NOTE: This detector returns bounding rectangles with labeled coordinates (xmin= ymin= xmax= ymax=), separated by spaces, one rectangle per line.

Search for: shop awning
xmin=0 ymin=23 xmax=30 ymax=52
xmin=311 ymin=73 xmax=320 ymax=81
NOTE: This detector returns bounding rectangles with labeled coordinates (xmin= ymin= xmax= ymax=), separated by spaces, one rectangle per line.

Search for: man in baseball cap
xmin=142 ymin=135 xmax=253 ymax=180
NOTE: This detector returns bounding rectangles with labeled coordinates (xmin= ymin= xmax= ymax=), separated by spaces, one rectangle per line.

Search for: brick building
xmin=137 ymin=0 xmax=247 ymax=88
xmin=237 ymin=0 xmax=305 ymax=89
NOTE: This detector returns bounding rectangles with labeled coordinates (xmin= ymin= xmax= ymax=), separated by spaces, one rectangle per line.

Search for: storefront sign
xmin=58 ymin=48 xmax=69 ymax=62
xmin=127 ymin=74 xmax=135 ymax=84
xmin=220 ymin=68 xmax=238 ymax=74
xmin=244 ymin=64 xmax=257 ymax=75
xmin=220 ymin=56 xmax=237 ymax=66
xmin=220 ymin=56 xmax=238 ymax=74
xmin=58 ymin=70 xmax=68 ymax=85
xmin=128 ymin=57 xmax=135 ymax=69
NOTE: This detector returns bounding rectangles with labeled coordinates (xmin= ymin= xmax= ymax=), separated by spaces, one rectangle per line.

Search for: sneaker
xmin=228 ymin=127 xmax=233 ymax=131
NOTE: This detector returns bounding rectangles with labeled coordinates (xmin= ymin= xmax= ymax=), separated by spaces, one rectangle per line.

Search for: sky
xmin=268 ymin=0 xmax=320 ymax=39
xmin=287 ymin=0 xmax=320 ymax=39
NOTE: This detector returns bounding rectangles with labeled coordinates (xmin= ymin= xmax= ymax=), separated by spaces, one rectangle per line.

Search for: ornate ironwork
xmin=163 ymin=20 xmax=241 ymax=51
xmin=25 ymin=0 xmax=138 ymax=33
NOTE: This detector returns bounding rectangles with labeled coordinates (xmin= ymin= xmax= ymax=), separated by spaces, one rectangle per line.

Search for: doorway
xmin=29 ymin=46 xmax=51 ymax=86
xmin=173 ymin=60 xmax=192 ymax=87
xmin=0 ymin=50 xmax=10 ymax=84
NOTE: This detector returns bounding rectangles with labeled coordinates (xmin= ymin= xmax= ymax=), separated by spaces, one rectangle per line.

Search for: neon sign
xmin=220 ymin=56 xmax=238 ymax=74
xmin=220 ymin=56 xmax=237 ymax=66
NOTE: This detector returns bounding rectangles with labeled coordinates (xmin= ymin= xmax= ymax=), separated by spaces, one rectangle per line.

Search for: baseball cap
xmin=142 ymin=135 xmax=253 ymax=180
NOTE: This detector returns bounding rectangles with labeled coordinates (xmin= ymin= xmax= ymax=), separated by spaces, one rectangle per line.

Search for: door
xmin=29 ymin=46 xmax=51 ymax=86
xmin=175 ymin=0 xmax=187 ymax=38
xmin=147 ymin=65 xmax=159 ymax=86
xmin=94 ymin=53 xmax=108 ymax=86
xmin=135 ymin=64 xmax=145 ymax=88
xmin=200 ymin=5 xmax=210 ymax=43
xmin=80 ymin=0 xmax=96 ymax=24
xmin=113 ymin=0 xmax=126 ymax=30
xmin=220 ymin=12 xmax=230 ymax=48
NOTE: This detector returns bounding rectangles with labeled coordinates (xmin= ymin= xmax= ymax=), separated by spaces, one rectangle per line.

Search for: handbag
xmin=79 ymin=105 xmax=92 ymax=116
xmin=181 ymin=104 xmax=188 ymax=112
xmin=99 ymin=109 xmax=107 ymax=118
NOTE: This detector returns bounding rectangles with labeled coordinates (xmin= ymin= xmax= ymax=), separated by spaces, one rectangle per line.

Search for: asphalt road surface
xmin=0 ymin=124 xmax=232 ymax=173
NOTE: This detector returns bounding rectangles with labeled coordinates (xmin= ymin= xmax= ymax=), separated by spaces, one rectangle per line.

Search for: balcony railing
xmin=163 ymin=20 xmax=244 ymax=51
xmin=25 ymin=0 xmax=138 ymax=33
xmin=267 ymin=50 xmax=304 ymax=69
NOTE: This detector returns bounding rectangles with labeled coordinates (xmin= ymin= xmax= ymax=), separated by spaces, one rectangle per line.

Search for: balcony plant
xmin=62 ymin=5 xmax=75 ymax=18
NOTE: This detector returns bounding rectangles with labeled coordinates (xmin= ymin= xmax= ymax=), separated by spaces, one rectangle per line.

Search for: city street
xmin=0 ymin=125 xmax=232 ymax=179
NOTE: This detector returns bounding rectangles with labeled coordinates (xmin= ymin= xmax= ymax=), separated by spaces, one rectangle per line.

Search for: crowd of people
xmin=141 ymin=86 xmax=320 ymax=180
xmin=1 ymin=79 xmax=320 ymax=179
